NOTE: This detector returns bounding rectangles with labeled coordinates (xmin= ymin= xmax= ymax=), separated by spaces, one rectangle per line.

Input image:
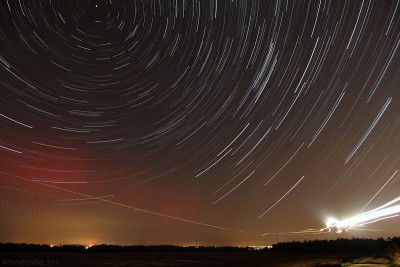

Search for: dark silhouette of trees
xmin=0 ymin=243 xmax=85 ymax=252
xmin=1 ymin=237 xmax=400 ymax=253
xmin=0 ymin=243 xmax=252 ymax=252
xmin=88 ymin=245 xmax=251 ymax=252
xmin=0 ymin=243 xmax=51 ymax=252
xmin=266 ymin=237 xmax=400 ymax=253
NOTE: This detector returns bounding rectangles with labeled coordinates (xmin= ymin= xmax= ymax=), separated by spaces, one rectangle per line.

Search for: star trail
xmin=1 ymin=0 xmax=400 ymax=246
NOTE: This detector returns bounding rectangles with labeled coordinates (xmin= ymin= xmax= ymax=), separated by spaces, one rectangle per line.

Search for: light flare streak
xmin=326 ymin=196 xmax=400 ymax=233
xmin=262 ymin=196 xmax=400 ymax=237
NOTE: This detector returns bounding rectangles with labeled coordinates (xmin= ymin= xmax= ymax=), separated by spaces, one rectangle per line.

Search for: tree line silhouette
xmin=270 ymin=237 xmax=400 ymax=253
xmin=0 ymin=243 xmax=252 ymax=252
xmin=1 ymin=237 xmax=399 ymax=253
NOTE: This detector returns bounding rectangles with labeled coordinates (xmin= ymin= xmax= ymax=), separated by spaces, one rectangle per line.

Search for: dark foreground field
xmin=0 ymin=252 xmax=364 ymax=267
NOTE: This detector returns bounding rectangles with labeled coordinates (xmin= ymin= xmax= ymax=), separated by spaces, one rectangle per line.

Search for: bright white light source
xmin=326 ymin=196 xmax=400 ymax=233
xmin=262 ymin=196 xmax=400 ymax=237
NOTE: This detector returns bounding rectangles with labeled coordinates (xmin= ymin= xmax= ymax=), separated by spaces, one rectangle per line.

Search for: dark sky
xmin=1 ymin=0 xmax=400 ymax=246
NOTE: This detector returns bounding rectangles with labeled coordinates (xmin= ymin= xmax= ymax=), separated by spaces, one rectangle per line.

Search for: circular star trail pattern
xmin=1 ymin=0 xmax=400 ymax=245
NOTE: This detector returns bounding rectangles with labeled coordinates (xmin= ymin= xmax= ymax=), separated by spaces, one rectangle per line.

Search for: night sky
xmin=1 ymin=0 xmax=400 ymax=246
